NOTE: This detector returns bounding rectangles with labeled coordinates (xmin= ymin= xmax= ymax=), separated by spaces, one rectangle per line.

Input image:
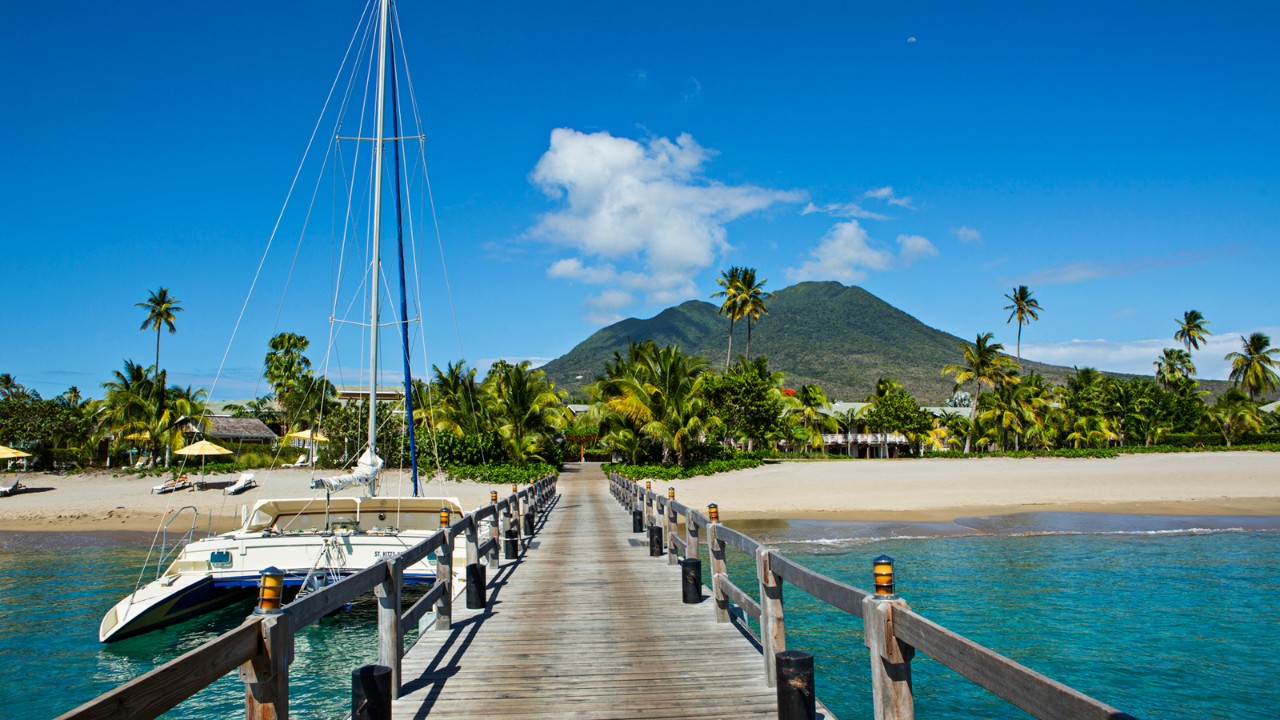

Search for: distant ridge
xmin=540 ymin=281 xmax=1216 ymax=402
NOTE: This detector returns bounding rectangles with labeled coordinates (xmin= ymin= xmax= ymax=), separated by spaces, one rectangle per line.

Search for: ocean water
xmin=5 ymin=516 xmax=1278 ymax=719
xmin=725 ymin=514 xmax=1280 ymax=720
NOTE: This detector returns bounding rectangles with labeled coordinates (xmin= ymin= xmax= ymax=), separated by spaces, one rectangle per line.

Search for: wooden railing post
xmin=241 ymin=614 xmax=292 ymax=720
xmin=375 ymin=559 xmax=402 ymax=698
xmin=707 ymin=513 xmax=729 ymax=623
xmin=685 ymin=509 xmax=698 ymax=560
xmin=757 ymin=547 xmax=786 ymax=687
xmin=465 ymin=516 xmax=479 ymax=567
xmin=436 ymin=531 xmax=453 ymax=630
xmin=489 ymin=496 xmax=500 ymax=562
xmin=512 ymin=489 xmax=525 ymax=550
xmin=863 ymin=595 xmax=915 ymax=720
xmin=666 ymin=490 xmax=678 ymax=566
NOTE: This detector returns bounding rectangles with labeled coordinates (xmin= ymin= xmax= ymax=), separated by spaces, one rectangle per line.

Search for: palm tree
xmin=137 ymin=288 xmax=183 ymax=373
xmin=738 ymin=268 xmax=774 ymax=361
xmin=941 ymin=333 xmax=1020 ymax=453
xmin=1174 ymin=310 xmax=1211 ymax=354
xmin=1153 ymin=348 xmax=1196 ymax=390
xmin=1225 ymin=332 xmax=1280 ymax=402
xmin=711 ymin=267 xmax=747 ymax=369
xmin=785 ymin=384 xmax=835 ymax=454
xmin=1002 ymin=285 xmax=1042 ymax=364
xmin=482 ymin=361 xmax=567 ymax=466
xmin=0 ymin=374 xmax=26 ymax=400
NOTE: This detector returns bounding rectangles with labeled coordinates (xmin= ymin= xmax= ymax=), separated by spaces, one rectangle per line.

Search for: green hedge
xmin=443 ymin=463 xmax=558 ymax=485
xmin=603 ymin=457 xmax=764 ymax=481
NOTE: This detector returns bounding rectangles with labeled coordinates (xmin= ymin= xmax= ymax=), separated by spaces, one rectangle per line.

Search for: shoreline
xmin=1 ymin=452 xmax=1277 ymax=535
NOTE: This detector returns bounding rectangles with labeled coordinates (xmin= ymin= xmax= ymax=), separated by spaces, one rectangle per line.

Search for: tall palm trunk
xmin=746 ymin=320 xmax=753 ymax=360
xmin=964 ymin=386 xmax=979 ymax=454
xmin=725 ymin=318 xmax=735 ymax=369
xmin=155 ymin=328 xmax=162 ymax=374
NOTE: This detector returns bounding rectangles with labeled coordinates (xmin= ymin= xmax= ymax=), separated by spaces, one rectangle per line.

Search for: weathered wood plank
xmin=715 ymin=524 xmax=762 ymax=555
xmin=394 ymin=465 xmax=788 ymax=719
xmin=284 ymin=560 xmax=386 ymax=629
xmin=769 ymin=550 xmax=868 ymax=618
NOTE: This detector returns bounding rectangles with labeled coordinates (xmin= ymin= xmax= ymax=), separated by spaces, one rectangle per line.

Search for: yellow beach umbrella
xmin=176 ymin=440 xmax=233 ymax=457
xmin=285 ymin=430 xmax=329 ymax=442
xmin=0 ymin=444 xmax=31 ymax=459
xmin=123 ymin=431 xmax=151 ymax=441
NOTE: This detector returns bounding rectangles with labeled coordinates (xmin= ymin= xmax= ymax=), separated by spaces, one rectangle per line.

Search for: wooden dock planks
xmin=393 ymin=464 xmax=825 ymax=719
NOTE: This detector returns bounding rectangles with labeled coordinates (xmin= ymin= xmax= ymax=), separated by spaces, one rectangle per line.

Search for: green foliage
xmin=443 ymin=463 xmax=557 ymax=485
xmin=603 ymin=457 xmax=764 ymax=480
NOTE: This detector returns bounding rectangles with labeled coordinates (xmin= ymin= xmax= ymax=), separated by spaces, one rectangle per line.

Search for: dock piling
xmin=775 ymin=650 xmax=816 ymax=720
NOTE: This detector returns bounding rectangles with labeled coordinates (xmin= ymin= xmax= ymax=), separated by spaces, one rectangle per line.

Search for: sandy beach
xmin=658 ymin=452 xmax=1280 ymax=522
xmin=0 ymin=468 xmax=508 ymax=534
xmin=1 ymin=452 xmax=1277 ymax=534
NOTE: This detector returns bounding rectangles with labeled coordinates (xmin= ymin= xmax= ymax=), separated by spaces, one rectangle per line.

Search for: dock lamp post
xmin=254 ymin=566 xmax=285 ymax=615
xmin=440 ymin=507 xmax=451 ymax=529
xmin=873 ymin=554 xmax=896 ymax=598
xmin=708 ymin=503 xmax=719 ymax=523
xmin=667 ymin=487 xmax=675 ymax=500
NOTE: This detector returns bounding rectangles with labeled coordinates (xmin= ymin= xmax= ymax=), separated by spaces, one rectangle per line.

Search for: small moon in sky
xmin=907 ymin=36 xmax=917 ymax=43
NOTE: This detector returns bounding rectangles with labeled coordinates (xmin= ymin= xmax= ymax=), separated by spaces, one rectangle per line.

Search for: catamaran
xmin=100 ymin=0 xmax=480 ymax=642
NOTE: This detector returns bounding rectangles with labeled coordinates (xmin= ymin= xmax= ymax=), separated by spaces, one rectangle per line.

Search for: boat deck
xmin=392 ymin=464 xmax=824 ymax=719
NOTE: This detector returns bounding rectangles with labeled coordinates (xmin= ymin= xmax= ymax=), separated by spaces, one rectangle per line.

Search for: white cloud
xmin=897 ymin=234 xmax=937 ymax=265
xmin=907 ymin=36 xmax=917 ymax=44
xmin=588 ymin=289 xmax=634 ymax=309
xmin=586 ymin=311 xmax=625 ymax=326
xmin=801 ymin=201 xmax=889 ymax=221
xmin=953 ymin=225 xmax=981 ymax=243
xmin=546 ymin=257 xmax=617 ymax=284
xmin=787 ymin=220 xmax=894 ymax=282
xmin=1019 ymin=328 xmax=1280 ymax=380
xmin=530 ymin=128 xmax=802 ymax=310
xmin=864 ymin=185 xmax=915 ymax=209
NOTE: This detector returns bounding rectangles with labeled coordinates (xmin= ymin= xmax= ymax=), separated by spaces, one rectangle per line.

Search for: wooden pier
xmin=62 ymin=464 xmax=1140 ymax=720
xmin=391 ymin=463 xmax=819 ymax=719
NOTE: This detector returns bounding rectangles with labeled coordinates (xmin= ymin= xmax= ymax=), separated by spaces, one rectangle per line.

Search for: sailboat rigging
xmin=99 ymin=0 xmax=473 ymax=642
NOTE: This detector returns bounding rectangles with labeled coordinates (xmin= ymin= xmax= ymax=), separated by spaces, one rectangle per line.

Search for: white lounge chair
xmin=0 ymin=476 xmax=21 ymax=497
xmin=152 ymin=475 xmax=192 ymax=494
xmin=282 ymin=454 xmax=309 ymax=469
xmin=224 ymin=472 xmax=257 ymax=496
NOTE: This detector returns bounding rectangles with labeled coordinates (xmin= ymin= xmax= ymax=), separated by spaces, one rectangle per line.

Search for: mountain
xmin=540 ymin=281 xmax=1226 ymax=403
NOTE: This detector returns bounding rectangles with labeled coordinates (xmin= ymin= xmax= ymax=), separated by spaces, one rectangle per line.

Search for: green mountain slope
xmin=539 ymin=281 xmax=1215 ymax=402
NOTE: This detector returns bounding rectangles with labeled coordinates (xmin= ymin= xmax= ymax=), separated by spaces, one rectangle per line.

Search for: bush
xmin=603 ymin=457 xmax=764 ymax=481
xmin=444 ymin=463 xmax=558 ymax=485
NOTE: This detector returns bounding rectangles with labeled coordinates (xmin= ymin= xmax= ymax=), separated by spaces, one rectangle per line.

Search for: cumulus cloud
xmin=788 ymin=222 xmax=936 ymax=282
xmin=801 ymin=201 xmax=889 ymax=221
xmin=864 ymin=186 xmax=915 ymax=209
xmin=530 ymin=128 xmax=802 ymax=312
xmin=897 ymin=234 xmax=937 ymax=265
xmin=787 ymin=221 xmax=890 ymax=282
xmin=953 ymin=225 xmax=982 ymax=243
xmin=589 ymin=289 xmax=634 ymax=309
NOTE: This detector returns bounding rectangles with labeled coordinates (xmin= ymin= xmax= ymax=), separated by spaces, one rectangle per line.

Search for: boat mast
xmin=367 ymin=0 xmax=391 ymax=494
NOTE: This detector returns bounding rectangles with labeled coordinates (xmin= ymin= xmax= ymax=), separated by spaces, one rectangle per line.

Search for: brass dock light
xmin=708 ymin=503 xmax=719 ymax=523
xmin=255 ymin=566 xmax=284 ymax=614
xmin=490 ymin=490 xmax=498 ymax=503
xmin=511 ymin=484 xmax=519 ymax=496
xmin=873 ymin=554 xmax=896 ymax=597
xmin=439 ymin=507 xmax=451 ymax=528
xmin=667 ymin=487 xmax=675 ymax=500
xmin=645 ymin=480 xmax=652 ymax=491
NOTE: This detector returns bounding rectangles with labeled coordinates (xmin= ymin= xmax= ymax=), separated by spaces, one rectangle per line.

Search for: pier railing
xmin=58 ymin=475 xmax=558 ymax=720
xmin=610 ymin=473 xmax=1137 ymax=720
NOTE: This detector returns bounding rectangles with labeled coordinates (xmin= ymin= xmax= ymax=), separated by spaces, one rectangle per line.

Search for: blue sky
xmin=3 ymin=1 xmax=1278 ymax=400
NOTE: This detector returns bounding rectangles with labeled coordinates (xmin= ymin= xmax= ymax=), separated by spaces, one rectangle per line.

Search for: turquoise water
xmin=723 ymin=517 xmax=1280 ymax=720
xmin=6 ymin=519 xmax=1278 ymax=719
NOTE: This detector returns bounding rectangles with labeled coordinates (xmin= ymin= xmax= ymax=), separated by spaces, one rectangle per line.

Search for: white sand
xmin=2 ymin=453 xmax=1277 ymax=532
xmin=657 ymin=452 xmax=1280 ymax=521
xmin=0 ymin=467 xmax=506 ymax=533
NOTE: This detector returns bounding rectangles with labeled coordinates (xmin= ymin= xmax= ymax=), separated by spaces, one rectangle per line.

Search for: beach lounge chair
xmin=0 ymin=476 xmax=21 ymax=497
xmin=224 ymin=472 xmax=257 ymax=496
xmin=282 ymin=454 xmax=309 ymax=469
xmin=152 ymin=474 xmax=191 ymax=494
xmin=133 ymin=457 xmax=148 ymax=470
